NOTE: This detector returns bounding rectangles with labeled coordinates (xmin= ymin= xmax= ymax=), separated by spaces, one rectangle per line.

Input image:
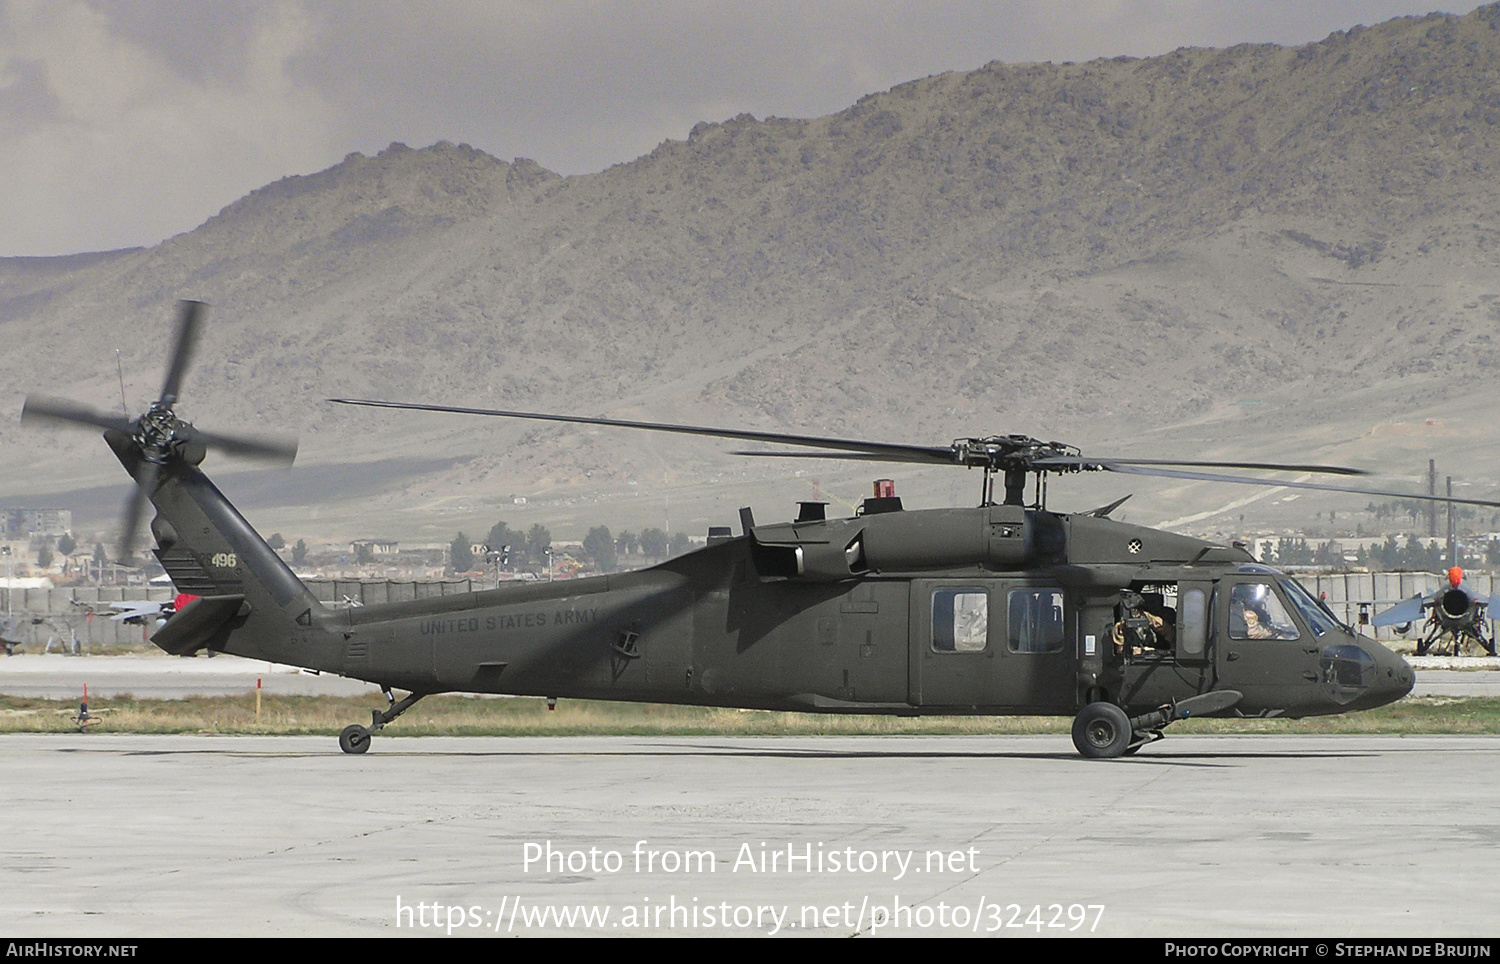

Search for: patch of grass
xmin=3 ymin=694 xmax=1499 ymax=737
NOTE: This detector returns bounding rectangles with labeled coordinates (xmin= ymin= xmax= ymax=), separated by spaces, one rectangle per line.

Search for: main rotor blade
xmin=158 ymin=300 xmax=205 ymax=407
xmin=21 ymin=396 xmax=135 ymax=434
xmin=1035 ymin=456 xmax=1368 ymax=477
xmin=330 ymin=398 xmax=954 ymax=463
xmin=1103 ymin=464 xmax=1500 ymax=508
xmin=729 ymin=449 xmax=953 ymax=464
xmin=734 ymin=450 xmax=1373 ymax=476
xmin=191 ymin=428 xmax=299 ymax=465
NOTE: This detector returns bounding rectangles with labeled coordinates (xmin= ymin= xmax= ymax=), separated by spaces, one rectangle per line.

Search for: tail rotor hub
xmin=136 ymin=404 xmax=186 ymax=459
xmin=20 ymin=300 xmax=296 ymax=561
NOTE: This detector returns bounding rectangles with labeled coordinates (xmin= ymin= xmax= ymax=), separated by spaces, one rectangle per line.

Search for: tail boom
xmin=108 ymin=431 xmax=334 ymax=667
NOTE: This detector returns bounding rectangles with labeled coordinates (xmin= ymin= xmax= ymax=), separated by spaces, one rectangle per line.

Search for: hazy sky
xmin=0 ymin=0 xmax=1487 ymax=256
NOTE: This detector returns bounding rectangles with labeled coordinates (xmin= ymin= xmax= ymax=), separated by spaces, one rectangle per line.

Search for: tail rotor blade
xmin=118 ymin=460 xmax=161 ymax=564
xmin=193 ymin=428 xmax=299 ymax=465
xmin=158 ymin=300 xmax=204 ymax=407
xmin=22 ymin=300 xmax=296 ymax=562
xmin=21 ymin=396 xmax=134 ymax=435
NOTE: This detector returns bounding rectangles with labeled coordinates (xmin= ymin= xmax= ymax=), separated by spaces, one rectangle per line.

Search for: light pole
xmin=544 ymin=546 xmax=554 ymax=582
xmin=484 ymin=544 xmax=511 ymax=589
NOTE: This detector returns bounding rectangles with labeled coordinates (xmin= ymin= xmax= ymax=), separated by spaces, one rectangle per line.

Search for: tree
xmin=93 ymin=542 xmax=108 ymax=567
xmin=639 ymin=527 xmax=668 ymax=560
xmin=450 ymin=532 xmax=474 ymax=573
xmin=1313 ymin=540 xmax=1342 ymax=567
xmin=582 ymin=526 xmax=615 ymax=572
xmin=268 ymin=533 xmax=286 ymax=550
xmin=292 ymin=539 xmax=308 ymax=564
xmin=36 ymin=541 xmax=53 ymax=568
xmin=356 ymin=543 xmax=374 ymax=565
xmin=485 ymin=521 xmax=515 ymax=561
xmin=669 ymin=532 xmax=690 ymax=557
xmin=1275 ymin=537 xmax=1311 ymax=567
xmin=56 ymin=533 xmax=76 ymax=557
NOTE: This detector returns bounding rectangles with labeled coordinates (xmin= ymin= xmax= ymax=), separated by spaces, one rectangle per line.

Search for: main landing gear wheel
xmin=1072 ymin=702 xmax=1133 ymax=759
xmin=339 ymin=724 xmax=371 ymax=754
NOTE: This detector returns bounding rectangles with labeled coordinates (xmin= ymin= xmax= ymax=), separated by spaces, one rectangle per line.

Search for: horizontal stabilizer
xmin=151 ymin=594 xmax=246 ymax=655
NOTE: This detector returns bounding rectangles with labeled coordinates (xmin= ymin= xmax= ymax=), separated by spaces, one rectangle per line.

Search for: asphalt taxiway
xmin=2 ymin=733 xmax=1498 ymax=937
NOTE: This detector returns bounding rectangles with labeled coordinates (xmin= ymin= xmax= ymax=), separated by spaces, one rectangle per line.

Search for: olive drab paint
xmin=27 ymin=303 xmax=1472 ymax=757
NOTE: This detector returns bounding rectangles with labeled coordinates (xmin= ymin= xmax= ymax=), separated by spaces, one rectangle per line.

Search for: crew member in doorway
xmin=1113 ymin=591 xmax=1175 ymax=656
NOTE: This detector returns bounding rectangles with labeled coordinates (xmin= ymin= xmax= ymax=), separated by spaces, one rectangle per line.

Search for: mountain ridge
xmin=4 ymin=4 xmax=1500 ymax=541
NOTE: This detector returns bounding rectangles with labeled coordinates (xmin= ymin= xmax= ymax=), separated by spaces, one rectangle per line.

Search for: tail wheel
xmin=339 ymin=725 xmax=371 ymax=754
xmin=1072 ymin=702 xmax=1133 ymax=759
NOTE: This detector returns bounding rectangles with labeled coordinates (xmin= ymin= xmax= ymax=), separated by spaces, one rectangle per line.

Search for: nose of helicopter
xmin=1319 ymin=635 xmax=1413 ymax=711
xmin=1368 ymin=642 xmax=1415 ymax=706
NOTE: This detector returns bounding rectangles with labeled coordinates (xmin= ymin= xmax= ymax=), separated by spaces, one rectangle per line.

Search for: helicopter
xmin=1373 ymin=566 xmax=1499 ymax=657
xmin=23 ymin=302 xmax=1500 ymax=758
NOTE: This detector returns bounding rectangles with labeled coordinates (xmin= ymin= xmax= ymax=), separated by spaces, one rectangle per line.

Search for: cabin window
xmin=1008 ymin=589 xmax=1065 ymax=653
xmin=1228 ymin=583 xmax=1300 ymax=640
xmin=1179 ymin=588 xmax=1207 ymax=657
xmin=932 ymin=589 xmax=988 ymax=652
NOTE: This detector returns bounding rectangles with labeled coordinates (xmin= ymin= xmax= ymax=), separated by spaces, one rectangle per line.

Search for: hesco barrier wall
xmin=304 ymin=579 xmax=480 ymax=607
xmin=0 ymin=579 xmax=478 ymax=651
xmin=1298 ymin=570 xmax=1497 ymax=643
xmin=0 ymin=574 xmax=1491 ymax=652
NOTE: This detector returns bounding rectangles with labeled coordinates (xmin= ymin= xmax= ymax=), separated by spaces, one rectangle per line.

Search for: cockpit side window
xmin=1279 ymin=578 xmax=1341 ymax=639
xmin=1228 ymin=583 xmax=1300 ymax=640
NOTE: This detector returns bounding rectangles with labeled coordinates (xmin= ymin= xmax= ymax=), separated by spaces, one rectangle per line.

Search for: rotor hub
xmin=20 ymin=300 xmax=296 ymax=562
xmin=950 ymin=436 xmax=1083 ymax=472
xmin=136 ymin=404 xmax=188 ymax=460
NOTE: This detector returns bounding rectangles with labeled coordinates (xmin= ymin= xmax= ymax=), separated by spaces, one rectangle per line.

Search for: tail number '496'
xmin=211 ymin=553 xmax=237 ymax=569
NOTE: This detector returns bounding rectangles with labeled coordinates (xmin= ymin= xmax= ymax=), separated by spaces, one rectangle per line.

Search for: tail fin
xmin=109 ymin=432 xmax=330 ymax=663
